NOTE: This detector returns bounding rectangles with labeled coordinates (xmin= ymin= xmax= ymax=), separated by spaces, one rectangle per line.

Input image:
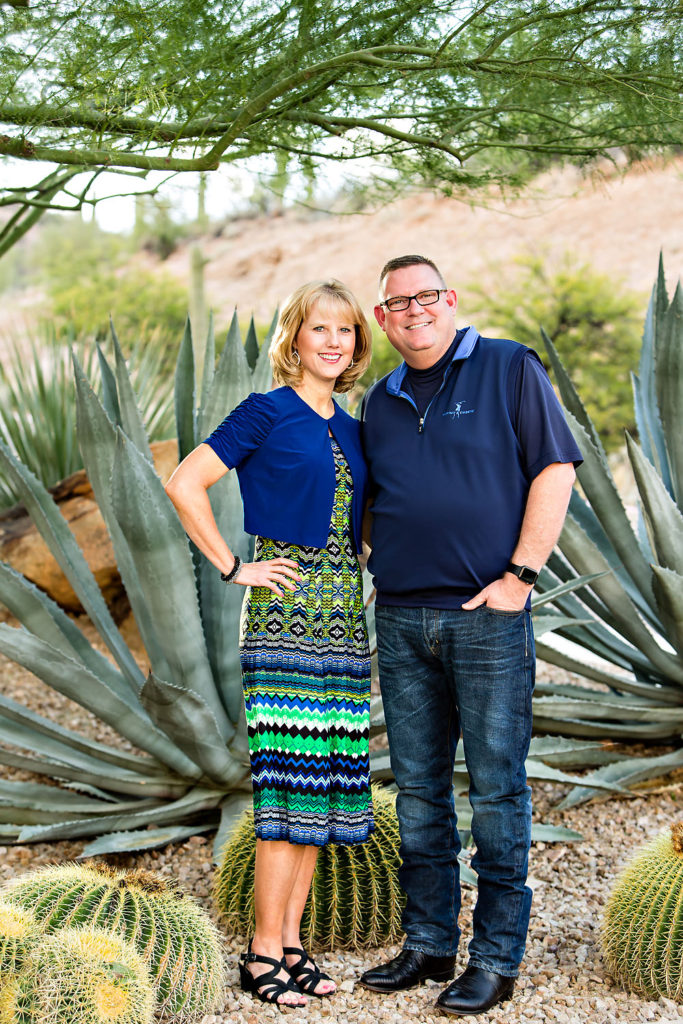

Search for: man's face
xmin=374 ymin=264 xmax=457 ymax=368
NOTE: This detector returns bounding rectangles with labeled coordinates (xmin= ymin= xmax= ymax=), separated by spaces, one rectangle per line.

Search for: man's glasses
xmin=380 ymin=289 xmax=446 ymax=312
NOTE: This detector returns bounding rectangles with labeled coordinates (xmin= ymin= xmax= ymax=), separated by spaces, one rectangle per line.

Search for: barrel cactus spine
xmin=602 ymin=821 xmax=683 ymax=1002
xmin=213 ymin=785 xmax=405 ymax=949
xmin=1 ymin=927 xmax=155 ymax=1024
xmin=1 ymin=863 xmax=225 ymax=1019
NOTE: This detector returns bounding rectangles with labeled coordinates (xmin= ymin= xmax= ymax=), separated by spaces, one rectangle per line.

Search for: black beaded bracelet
xmin=220 ymin=556 xmax=242 ymax=584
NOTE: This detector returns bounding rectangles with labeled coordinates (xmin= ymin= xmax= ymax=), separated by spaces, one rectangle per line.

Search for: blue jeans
xmin=375 ymin=604 xmax=535 ymax=977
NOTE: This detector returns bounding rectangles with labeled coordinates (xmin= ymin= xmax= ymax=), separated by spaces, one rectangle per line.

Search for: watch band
xmin=506 ymin=561 xmax=539 ymax=586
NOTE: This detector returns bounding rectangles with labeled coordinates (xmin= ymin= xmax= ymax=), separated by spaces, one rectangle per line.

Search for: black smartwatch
xmin=506 ymin=561 xmax=539 ymax=586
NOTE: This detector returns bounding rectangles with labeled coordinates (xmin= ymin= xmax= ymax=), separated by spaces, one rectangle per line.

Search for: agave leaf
xmin=111 ymin=430 xmax=232 ymax=733
xmin=251 ymin=329 xmax=276 ymax=395
xmin=556 ymin=747 xmax=683 ymax=809
xmin=73 ymin=353 xmax=173 ymax=683
xmin=0 ymin=715 xmax=187 ymax=799
xmin=0 ymin=692 xmax=173 ymax=775
xmin=626 ymin=433 xmax=683 ymax=576
xmin=95 ymin=343 xmax=121 ymax=424
xmin=0 ymin=562 xmax=136 ymax=702
xmin=174 ymin=317 xmax=197 ymax=462
xmin=0 ymin=438 xmax=145 ymax=693
xmin=559 ymin=514 xmax=682 ymax=683
xmin=531 ymin=613 xmax=592 ymax=639
xmin=637 ymin=259 xmax=673 ymax=491
xmin=0 ymin=779 xmax=162 ymax=823
xmin=531 ymin=715 xmax=681 ymax=740
xmin=198 ymin=474 xmax=251 ymax=724
xmin=212 ymin=791 xmax=254 ymax=863
xmin=141 ymin=672 xmax=247 ymax=786
xmin=656 ymin=280 xmax=683 ymax=501
xmin=198 ymin=312 xmax=250 ymax=439
xmin=0 ymin=624 xmax=200 ymax=778
xmin=80 ymin=823 xmax=216 ymax=858
xmin=536 ymin=644 xmax=680 ymax=705
xmin=531 ymin=572 xmax=607 ymax=608
xmin=530 ymin=824 xmax=583 ymax=842
xmin=562 ymin=494 xmax=658 ymax=626
xmin=521 ymin=760 xmax=626 ymax=792
xmin=533 ymin=694 xmax=683 ymax=725
xmin=458 ymin=859 xmax=478 ymax=886
xmin=563 ymin=414 xmax=657 ymax=612
xmin=542 ymin=328 xmax=605 ymax=459
xmin=651 ymin=566 xmax=683 ymax=658
xmin=109 ymin=319 xmax=154 ymax=463
xmin=17 ymin=785 xmax=225 ymax=843
xmin=200 ymin=311 xmax=216 ymax=408
xmin=526 ymin=736 xmax=620 ymax=767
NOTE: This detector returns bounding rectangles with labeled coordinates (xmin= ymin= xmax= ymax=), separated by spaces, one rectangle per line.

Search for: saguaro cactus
xmin=0 ymin=927 xmax=155 ymax=1024
xmin=214 ymin=785 xmax=405 ymax=949
xmin=1 ymin=863 xmax=225 ymax=1019
xmin=602 ymin=821 xmax=683 ymax=1002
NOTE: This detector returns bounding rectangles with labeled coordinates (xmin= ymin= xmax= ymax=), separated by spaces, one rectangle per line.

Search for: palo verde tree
xmin=0 ymin=0 xmax=681 ymax=257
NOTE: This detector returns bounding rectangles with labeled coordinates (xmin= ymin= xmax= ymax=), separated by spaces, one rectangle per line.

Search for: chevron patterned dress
xmin=239 ymin=438 xmax=374 ymax=846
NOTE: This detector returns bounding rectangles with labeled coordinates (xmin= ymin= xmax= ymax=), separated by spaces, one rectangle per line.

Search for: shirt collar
xmin=386 ymin=326 xmax=480 ymax=396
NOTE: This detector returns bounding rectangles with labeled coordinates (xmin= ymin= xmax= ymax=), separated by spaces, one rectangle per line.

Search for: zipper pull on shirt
xmin=418 ymin=417 xmax=425 ymax=433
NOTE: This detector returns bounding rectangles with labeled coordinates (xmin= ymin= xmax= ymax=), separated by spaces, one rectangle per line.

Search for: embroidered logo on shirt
xmin=443 ymin=400 xmax=474 ymax=419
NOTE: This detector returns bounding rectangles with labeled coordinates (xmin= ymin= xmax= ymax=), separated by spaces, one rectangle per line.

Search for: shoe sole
xmin=436 ymin=991 xmax=514 ymax=1016
xmin=360 ymin=970 xmax=455 ymax=993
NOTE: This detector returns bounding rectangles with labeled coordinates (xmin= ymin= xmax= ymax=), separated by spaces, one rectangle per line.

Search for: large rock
xmin=0 ymin=439 xmax=178 ymax=619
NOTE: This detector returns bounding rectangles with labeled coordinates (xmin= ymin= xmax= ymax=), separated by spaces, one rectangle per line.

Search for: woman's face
xmin=294 ymin=299 xmax=356 ymax=387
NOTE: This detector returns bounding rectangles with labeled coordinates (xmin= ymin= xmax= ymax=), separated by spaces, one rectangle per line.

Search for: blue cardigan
xmin=204 ymin=386 xmax=367 ymax=552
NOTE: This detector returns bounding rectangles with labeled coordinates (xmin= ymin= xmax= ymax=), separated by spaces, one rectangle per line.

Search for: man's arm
xmin=461 ymin=461 xmax=575 ymax=611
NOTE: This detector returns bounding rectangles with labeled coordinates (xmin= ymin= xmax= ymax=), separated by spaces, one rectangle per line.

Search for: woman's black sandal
xmin=239 ymin=946 xmax=303 ymax=1005
xmin=283 ymin=946 xmax=336 ymax=997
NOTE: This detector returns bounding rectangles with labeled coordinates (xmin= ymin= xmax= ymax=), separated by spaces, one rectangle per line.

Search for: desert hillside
xmin=159 ymin=158 xmax=683 ymax=328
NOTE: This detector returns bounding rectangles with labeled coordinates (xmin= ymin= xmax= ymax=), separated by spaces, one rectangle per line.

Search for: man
xmin=359 ymin=255 xmax=582 ymax=1016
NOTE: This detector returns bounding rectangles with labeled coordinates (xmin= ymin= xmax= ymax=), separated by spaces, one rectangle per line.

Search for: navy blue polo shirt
xmin=361 ymin=327 xmax=583 ymax=608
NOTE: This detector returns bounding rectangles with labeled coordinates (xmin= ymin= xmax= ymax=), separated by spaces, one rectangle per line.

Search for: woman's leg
xmin=283 ymin=845 xmax=336 ymax=996
xmin=249 ymin=839 xmax=308 ymax=1006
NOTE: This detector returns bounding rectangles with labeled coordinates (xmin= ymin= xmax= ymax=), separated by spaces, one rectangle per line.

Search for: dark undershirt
xmin=405 ymin=335 xmax=461 ymax=415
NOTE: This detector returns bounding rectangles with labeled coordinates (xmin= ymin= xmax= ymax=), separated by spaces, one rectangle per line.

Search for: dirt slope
xmin=162 ymin=158 xmax=683 ymax=328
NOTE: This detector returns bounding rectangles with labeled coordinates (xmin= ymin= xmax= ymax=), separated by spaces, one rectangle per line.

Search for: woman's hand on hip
xmin=236 ymin=557 xmax=301 ymax=597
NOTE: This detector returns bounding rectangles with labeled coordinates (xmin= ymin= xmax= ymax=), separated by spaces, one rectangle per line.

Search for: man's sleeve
xmin=513 ymin=351 xmax=584 ymax=481
xmin=202 ymin=392 xmax=277 ymax=469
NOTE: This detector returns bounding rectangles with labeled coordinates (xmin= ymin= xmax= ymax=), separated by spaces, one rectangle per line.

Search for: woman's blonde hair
xmin=269 ymin=279 xmax=372 ymax=393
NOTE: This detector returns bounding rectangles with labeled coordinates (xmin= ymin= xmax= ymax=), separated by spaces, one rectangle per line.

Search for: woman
xmin=165 ymin=280 xmax=374 ymax=1007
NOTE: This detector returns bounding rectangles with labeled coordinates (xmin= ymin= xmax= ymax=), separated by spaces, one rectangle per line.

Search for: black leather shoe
xmin=360 ymin=948 xmax=456 ymax=992
xmin=436 ymin=965 xmax=515 ymax=1015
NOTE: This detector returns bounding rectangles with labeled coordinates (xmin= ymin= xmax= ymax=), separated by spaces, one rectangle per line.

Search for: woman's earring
xmin=349 ymin=358 xmax=355 ymax=367
xmin=293 ymin=350 xmax=301 ymax=365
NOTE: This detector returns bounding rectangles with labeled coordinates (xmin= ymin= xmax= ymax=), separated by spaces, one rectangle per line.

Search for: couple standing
xmin=166 ymin=254 xmax=581 ymax=1015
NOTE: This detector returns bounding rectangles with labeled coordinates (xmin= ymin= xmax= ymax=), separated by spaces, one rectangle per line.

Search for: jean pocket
xmin=483 ymin=605 xmax=525 ymax=617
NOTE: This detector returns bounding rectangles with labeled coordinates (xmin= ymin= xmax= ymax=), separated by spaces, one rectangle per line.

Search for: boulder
xmin=0 ymin=439 xmax=178 ymax=620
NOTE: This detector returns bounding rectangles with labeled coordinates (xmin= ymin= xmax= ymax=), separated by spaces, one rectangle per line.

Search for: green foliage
xmin=532 ymin=259 xmax=683 ymax=800
xmin=1 ymin=3 xmax=681 ymax=252
xmin=469 ymin=253 xmax=643 ymax=451
xmin=0 ymin=325 xmax=174 ymax=509
xmin=2 ymin=927 xmax=155 ymax=1024
xmin=0 ymin=901 xmax=40 ymax=977
xmin=214 ymin=786 xmax=405 ymax=950
xmin=2 ymin=863 xmax=225 ymax=1019
xmin=602 ymin=822 xmax=683 ymax=1002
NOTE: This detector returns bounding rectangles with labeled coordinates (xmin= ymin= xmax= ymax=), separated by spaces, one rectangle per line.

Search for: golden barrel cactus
xmin=603 ymin=821 xmax=683 ymax=1002
xmin=0 ymin=927 xmax=154 ymax=1024
xmin=1 ymin=863 xmax=225 ymax=1019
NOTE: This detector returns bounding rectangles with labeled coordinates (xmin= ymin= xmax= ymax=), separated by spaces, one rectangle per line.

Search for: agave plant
xmin=529 ymin=259 xmax=683 ymax=804
xmin=0 ymin=307 xmax=657 ymax=856
xmin=0 ymin=324 xmax=175 ymax=509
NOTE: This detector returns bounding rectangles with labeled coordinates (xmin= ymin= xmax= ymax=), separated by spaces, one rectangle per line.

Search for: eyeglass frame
xmin=379 ymin=289 xmax=448 ymax=312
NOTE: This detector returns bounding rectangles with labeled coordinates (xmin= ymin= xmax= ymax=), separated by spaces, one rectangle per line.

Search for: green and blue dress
xmin=239 ymin=437 xmax=374 ymax=845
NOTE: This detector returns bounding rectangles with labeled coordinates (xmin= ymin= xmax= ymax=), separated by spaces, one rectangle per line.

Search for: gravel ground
xmin=1 ymin=623 xmax=682 ymax=1024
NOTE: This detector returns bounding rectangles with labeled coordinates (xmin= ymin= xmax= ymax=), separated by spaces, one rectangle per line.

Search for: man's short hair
xmin=378 ymin=254 xmax=446 ymax=296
